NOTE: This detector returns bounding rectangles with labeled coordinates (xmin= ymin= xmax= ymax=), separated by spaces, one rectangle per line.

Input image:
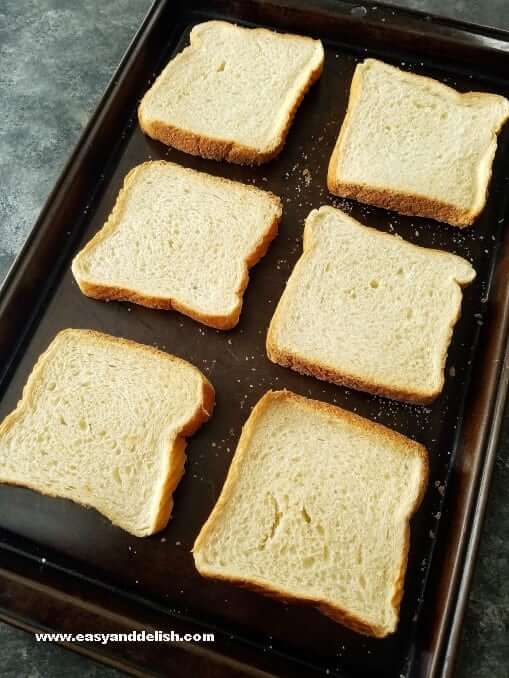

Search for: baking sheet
xmin=1 ymin=1 xmax=509 ymax=676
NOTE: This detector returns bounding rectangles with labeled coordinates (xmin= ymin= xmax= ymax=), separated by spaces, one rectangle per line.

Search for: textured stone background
xmin=0 ymin=1 xmax=508 ymax=676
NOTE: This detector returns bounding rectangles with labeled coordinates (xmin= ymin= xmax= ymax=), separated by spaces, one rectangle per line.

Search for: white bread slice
xmin=327 ymin=58 xmax=509 ymax=226
xmin=193 ymin=390 xmax=428 ymax=638
xmin=0 ymin=330 xmax=214 ymax=537
xmin=72 ymin=161 xmax=282 ymax=330
xmin=138 ymin=20 xmax=324 ymax=165
xmin=267 ymin=206 xmax=475 ymax=404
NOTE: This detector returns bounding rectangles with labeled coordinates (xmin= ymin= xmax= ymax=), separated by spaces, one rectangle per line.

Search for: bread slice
xmin=327 ymin=58 xmax=509 ymax=226
xmin=72 ymin=161 xmax=282 ymax=329
xmin=267 ymin=206 xmax=475 ymax=404
xmin=138 ymin=20 xmax=324 ymax=165
xmin=193 ymin=389 xmax=428 ymax=637
xmin=0 ymin=329 xmax=214 ymax=537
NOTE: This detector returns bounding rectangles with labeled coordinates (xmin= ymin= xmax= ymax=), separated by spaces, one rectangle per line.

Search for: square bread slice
xmin=72 ymin=161 xmax=282 ymax=329
xmin=267 ymin=206 xmax=475 ymax=404
xmin=0 ymin=330 xmax=214 ymax=537
xmin=327 ymin=58 xmax=509 ymax=226
xmin=193 ymin=390 xmax=428 ymax=637
xmin=138 ymin=20 xmax=324 ymax=165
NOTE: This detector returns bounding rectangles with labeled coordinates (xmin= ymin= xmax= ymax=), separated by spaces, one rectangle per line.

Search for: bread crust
xmin=152 ymin=436 xmax=187 ymax=534
xmin=72 ymin=161 xmax=282 ymax=329
xmin=193 ymin=390 xmax=429 ymax=638
xmin=327 ymin=58 xmax=509 ymax=226
xmin=0 ymin=329 xmax=215 ymax=537
xmin=138 ymin=21 xmax=324 ymax=165
xmin=266 ymin=343 xmax=439 ymax=405
xmin=326 ymin=179 xmax=474 ymax=227
xmin=266 ymin=206 xmax=475 ymax=405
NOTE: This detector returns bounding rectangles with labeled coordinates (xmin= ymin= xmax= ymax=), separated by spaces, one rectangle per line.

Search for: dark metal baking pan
xmin=1 ymin=1 xmax=509 ymax=676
